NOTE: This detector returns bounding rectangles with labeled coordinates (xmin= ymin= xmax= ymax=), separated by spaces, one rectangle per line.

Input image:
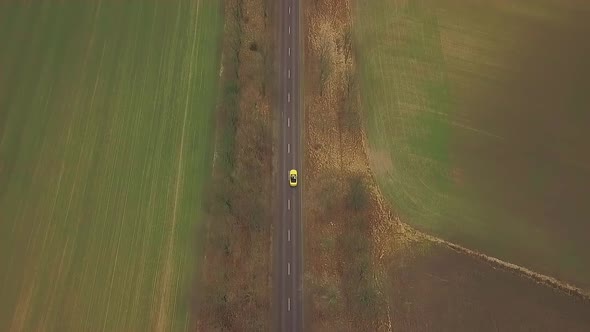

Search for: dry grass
xmin=303 ymin=0 xmax=394 ymax=330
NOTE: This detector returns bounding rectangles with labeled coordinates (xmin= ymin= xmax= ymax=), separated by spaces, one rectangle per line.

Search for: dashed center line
xmin=282 ymin=1 xmax=300 ymax=323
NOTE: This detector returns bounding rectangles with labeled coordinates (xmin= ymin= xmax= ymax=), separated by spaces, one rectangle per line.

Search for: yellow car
xmin=289 ymin=169 xmax=298 ymax=187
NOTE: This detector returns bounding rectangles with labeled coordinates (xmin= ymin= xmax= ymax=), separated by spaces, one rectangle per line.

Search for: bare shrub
xmin=349 ymin=175 xmax=368 ymax=212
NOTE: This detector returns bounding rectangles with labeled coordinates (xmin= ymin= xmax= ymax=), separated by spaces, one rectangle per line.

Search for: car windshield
xmin=291 ymin=175 xmax=296 ymax=182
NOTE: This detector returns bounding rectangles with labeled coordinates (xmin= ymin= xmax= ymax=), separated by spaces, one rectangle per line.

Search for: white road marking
xmin=288 ymin=143 xmax=290 ymax=154
xmin=289 ymin=26 xmax=291 ymax=35
xmin=288 ymin=297 xmax=291 ymax=311
xmin=288 ymin=198 xmax=291 ymax=209
xmin=288 ymin=229 xmax=291 ymax=242
xmin=289 ymin=6 xmax=291 ymax=14
xmin=288 ymin=92 xmax=290 ymax=103
xmin=288 ymin=118 xmax=290 ymax=127
xmin=288 ymin=69 xmax=291 ymax=79
xmin=288 ymin=47 xmax=291 ymax=56
xmin=288 ymin=262 xmax=291 ymax=275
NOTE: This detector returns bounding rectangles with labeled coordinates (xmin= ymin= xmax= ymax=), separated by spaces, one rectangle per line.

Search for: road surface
xmin=273 ymin=0 xmax=303 ymax=331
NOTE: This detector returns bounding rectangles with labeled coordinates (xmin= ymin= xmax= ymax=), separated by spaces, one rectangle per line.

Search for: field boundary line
xmin=394 ymin=217 xmax=590 ymax=303
xmin=356 ymin=95 xmax=590 ymax=304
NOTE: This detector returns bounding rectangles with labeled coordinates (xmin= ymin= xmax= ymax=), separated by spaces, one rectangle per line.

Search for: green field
xmin=0 ymin=1 xmax=221 ymax=330
xmin=354 ymin=0 xmax=590 ymax=288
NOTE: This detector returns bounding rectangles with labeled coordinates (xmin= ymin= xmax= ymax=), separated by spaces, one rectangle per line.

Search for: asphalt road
xmin=273 ymin=0 xmax=303 ymax=331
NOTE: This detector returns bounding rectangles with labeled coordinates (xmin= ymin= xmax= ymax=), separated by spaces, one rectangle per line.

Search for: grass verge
xmin=193 ymin=0 xmax=275 ymax=330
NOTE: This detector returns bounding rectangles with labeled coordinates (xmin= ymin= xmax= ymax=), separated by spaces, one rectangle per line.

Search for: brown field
xmin=303 ymin=0 xmax=590 ymax=330
xmin=380 ymin=237 xmax=590 ymax=332
xmin=193 ymin=0 xmax=275 ymax=330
